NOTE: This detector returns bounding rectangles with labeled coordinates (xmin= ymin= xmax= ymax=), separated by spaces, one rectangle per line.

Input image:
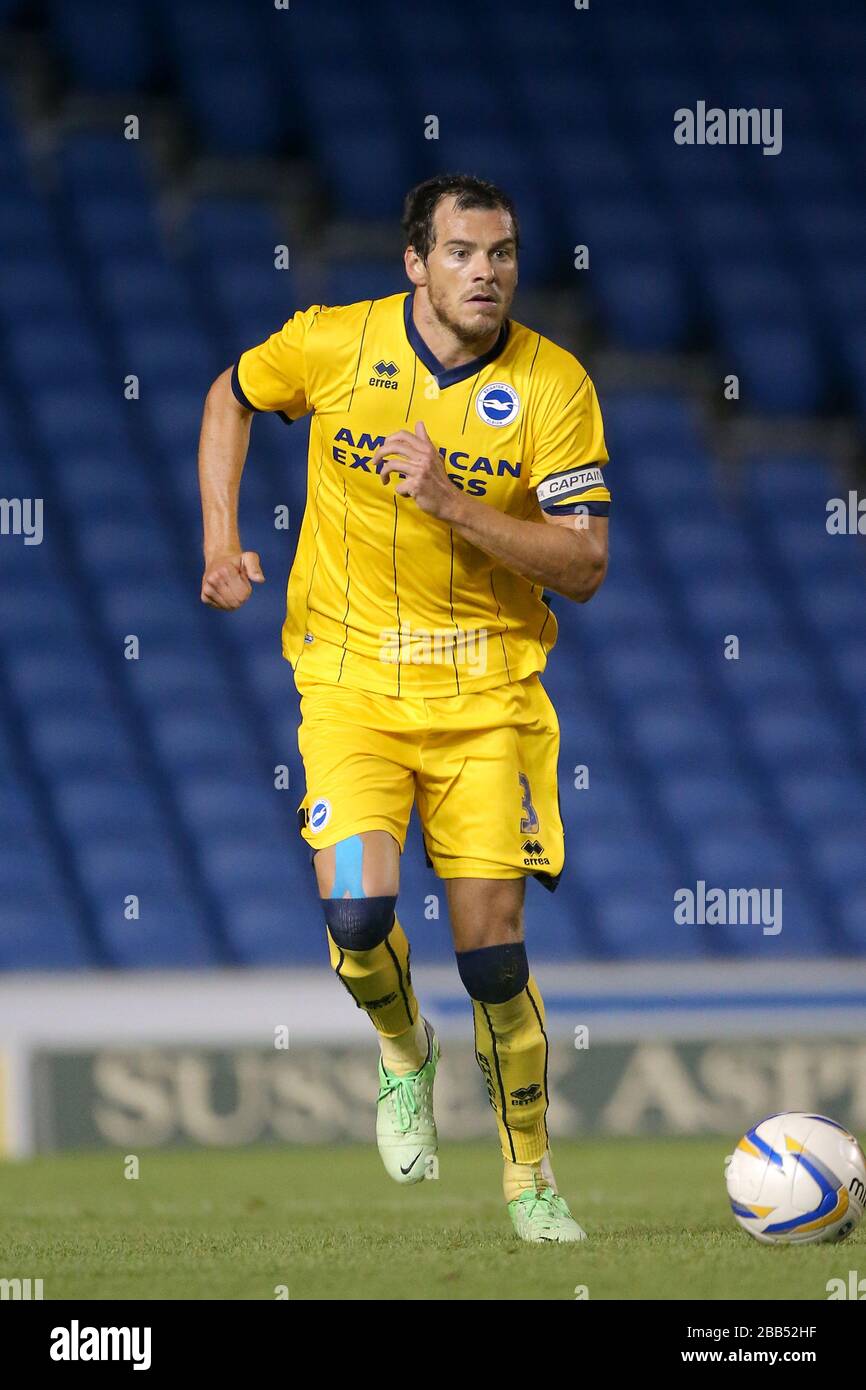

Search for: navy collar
xmin=403 ymin=290 xmax=509 ymax=388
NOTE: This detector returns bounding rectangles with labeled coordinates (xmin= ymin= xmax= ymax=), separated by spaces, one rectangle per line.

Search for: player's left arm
xmin=369 ymin=405 xmax=609 ymax=604
xmin=449 ymin=484 xmax=607 ymax=605
xmin=433 ymin=457 xmax=608 ymax=603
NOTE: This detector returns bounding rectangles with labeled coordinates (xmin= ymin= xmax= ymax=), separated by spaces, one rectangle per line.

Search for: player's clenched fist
xmin=200 ymin=551 xmax=265 ymax=609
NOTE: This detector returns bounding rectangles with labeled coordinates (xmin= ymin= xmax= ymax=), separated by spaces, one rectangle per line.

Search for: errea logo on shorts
xmin=309 ymin=798 xmax=332 ymax=833
xmin=476 ymin=382 xmax=520 ymax=427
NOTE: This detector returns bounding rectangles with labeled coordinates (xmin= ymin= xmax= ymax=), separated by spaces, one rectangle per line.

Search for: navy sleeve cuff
xmin=230 ymin=362 xmax=257 ymax=411
xmin=230 ymin=363 xmax=293 ymax=425
xmin=540 ymin=499 xmax=610 ymax=517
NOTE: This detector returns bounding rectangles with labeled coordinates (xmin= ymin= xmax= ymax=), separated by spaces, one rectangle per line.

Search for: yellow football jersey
xmin=232 ymin=290 xmax=610 ymax=696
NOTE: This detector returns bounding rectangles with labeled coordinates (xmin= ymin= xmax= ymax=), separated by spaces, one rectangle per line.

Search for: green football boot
xmin=376 ymin=1018 xmax=439 ymax=1185
xmin=508 ymin=1186 xmax=588 ymax=1242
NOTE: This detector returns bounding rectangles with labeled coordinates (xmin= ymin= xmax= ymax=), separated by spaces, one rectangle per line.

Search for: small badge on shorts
xmin=309 ymin=797 xmax=332 ymax=833
xmin=304 ymin=632 xmax=314 ymax=643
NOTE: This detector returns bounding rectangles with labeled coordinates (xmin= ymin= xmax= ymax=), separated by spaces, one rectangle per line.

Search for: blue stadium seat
xmin=837 ymin=890 xmax=866 ymax=947
xmin=150 ymin=707 xmax=261 ymax=773
xmin=5 ymin=317 xmax=104 ymax=383
xmin=731 ymin=324 xmax=826 ymax=414
xmin=56 ymin=134 xmax=153 ymax=195
xmin=746 ymin=701 xmax=847 ymax=762
xmin=0 ymin=909 xmax=92 ymax=969
xmin=568 ymin=827 xmax=677 ymax=893
xmin=627 ymin=704 xmax=735 ymax=770
xmin=0 ymin=257 xmax=83 ymax=317
xmin=717 ymin=641 xmax=822 ymax=704
xmin=779 ymin=771 xmax=866 ymax=831
xmin=229 ymin=894 xmax=325 ymax=965
xmin=833 ymin=638 xmax=866 ymax=702
xmin=746 ymin=454 xmax=841 ymax=511
xmin=799 ymin=577 xmax=866 ymax=636
xmin=654 ymin=515 xmax=756 ymax=578
xmin=53 ymin=778 xmax=164 ymax=837
xmin=94 ymin=891 xmax=219 ymax=967
xmin=125 ymin=649 xmax=230 ymax=706
xmin=176 ymin=774 xmax=288 ymax=838
xmin=31 ymin=715 xmax=138 ymax=778
xmin=322 ymin=265 xmax=405 ymax=309
xmin=690 ymin=825 xmax=794 ymax=882
xmin=565 ymin=770 xmax=647 ymax=833
xmin=47 ymin=0 xmax=155 ymax=90
xmin=69 ymin=191 xmax=165 ymax=259
xmin=97 ymin=260 xmax=196 ymax=323
xmin=589 ymin=258 xmax=689 ymax=352
xmin=0 ymin=193 xmax=54 ymax=251
xmin=77 ymin=516 xmax=177 ymax=578
xmin=656 ymin=773 xmax=765 ymax=832
xmin=199 ymin=836 xmax=298 ymax=902
xmin=183 ymin=63 xmax=284 ymax=156
xmin=592 ymin=890 xmax=707 ymax=960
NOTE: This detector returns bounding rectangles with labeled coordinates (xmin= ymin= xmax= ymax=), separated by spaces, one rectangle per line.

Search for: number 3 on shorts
xmin=518 ymin=772 xmax=539 ymax=834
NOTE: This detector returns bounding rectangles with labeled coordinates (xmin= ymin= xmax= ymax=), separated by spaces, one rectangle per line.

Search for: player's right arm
xmin=198 ymin=366 xmax=265 ymax=610
xmin=198 ymin=306 xmax=319 ymax=609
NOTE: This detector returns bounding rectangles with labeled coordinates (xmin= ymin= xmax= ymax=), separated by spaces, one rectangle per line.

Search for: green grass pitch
xmin=2 ymin=1138 xmax=861 ymax=1300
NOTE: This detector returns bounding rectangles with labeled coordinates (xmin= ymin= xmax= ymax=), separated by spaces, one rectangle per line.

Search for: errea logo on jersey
xmin=476 ymin=382 xmax=520 ymax=427
xmin=370 ymin=360 xmax=400 ymax=390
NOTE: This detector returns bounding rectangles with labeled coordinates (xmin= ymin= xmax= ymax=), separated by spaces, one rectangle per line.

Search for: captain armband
xmin=536 ymin=465 xmax=611 ymax=517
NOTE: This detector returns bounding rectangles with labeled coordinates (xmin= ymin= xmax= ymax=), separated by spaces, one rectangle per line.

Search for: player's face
xmin=415 ymin=198 xmax=518 ymax=345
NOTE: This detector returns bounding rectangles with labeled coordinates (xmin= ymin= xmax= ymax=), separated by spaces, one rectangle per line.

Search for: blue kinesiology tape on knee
xmin=332 ymin=836 xmax=365 ymax=899
xmin=323 ymin=837 xmax=396 ymax=950
xmin=455 ymin=941 xmax=529 ymax=1003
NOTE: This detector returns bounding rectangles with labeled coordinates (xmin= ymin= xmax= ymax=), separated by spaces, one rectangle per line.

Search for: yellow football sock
xmin=327 ymin=911 xmax=419 ymax=1037
xmin=380 ymin=1015 xmax=429 ymax=1076
xmin=503 ymin=1150 xmax=558 ymax=1203
xmin=471 ymin=974 xmax=549 ymax=1166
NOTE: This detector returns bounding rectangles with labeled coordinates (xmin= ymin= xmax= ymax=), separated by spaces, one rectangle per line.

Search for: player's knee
xmin=320 ymin=836 xmax=397 ymax=950
xmin=323 ymin=894 xmax=397 ymax=952
xmin=455 ymin=941 xmax=529 ymax=1003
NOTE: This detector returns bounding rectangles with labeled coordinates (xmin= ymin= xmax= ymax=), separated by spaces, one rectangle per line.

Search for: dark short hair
xmin=401 ymin=174 xmax=520 ymax=262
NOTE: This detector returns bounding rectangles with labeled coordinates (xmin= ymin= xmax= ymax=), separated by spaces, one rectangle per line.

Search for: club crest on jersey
xmin=476 ymin=382 xmax=520 ymax=427
xmin=309 ymin=798 xmax=332 ymax=833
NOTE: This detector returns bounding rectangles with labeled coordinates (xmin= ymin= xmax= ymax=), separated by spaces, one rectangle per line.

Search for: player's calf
xmin=456 ymin=938 xmax=587 ymax=1240
xmin=318 ymin=836 xmax=417 ymax=1043
xmin=457 ymin=940 xmax=549 ymax=1167
xmin=316 ymin=834 xmax=439 ymax=1184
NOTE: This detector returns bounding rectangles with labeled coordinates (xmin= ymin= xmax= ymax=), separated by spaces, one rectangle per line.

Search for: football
xmin=726 ymin=1112 xmax=866 ymax=1245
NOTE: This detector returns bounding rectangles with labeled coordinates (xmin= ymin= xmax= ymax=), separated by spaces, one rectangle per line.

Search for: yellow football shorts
xmin=295 ymin=672 xmax=565 ymax=887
